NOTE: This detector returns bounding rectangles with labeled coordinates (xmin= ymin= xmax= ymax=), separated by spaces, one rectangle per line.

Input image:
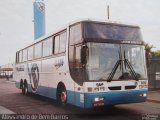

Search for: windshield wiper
xmin=107 ymin=50 xmax=139 ymax=82
xmin=124 ymin=51 xmax=139 ymax=81
xmin=107 ymin=51 xmax=122 ymax=82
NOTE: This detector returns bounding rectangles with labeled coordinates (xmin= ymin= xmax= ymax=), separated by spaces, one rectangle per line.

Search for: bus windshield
xmin=69 ymin=22 xmax=146 ymax=84
xmin=86 ymin=43 xmax=147 ymax=81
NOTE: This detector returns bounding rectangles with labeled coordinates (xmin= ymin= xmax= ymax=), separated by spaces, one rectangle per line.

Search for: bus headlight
xmin=139 ymin=93 xmax=147 ymax=97
xmin=143 ymin=93 xmax=147 ymax=97
xmin=94 ymin=97 xmax=104 ymax=102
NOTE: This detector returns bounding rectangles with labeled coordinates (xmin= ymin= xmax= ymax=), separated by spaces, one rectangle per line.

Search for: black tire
xmin=22 ymin=81 xmax=28 ymax=95
xmin=57 ymin=86 xmax=67 ymax=106
xmin=24 ymin=82 xmax=28 ymax=95
xmin=20 ymin=80 xmax=23 ymax=89
xmin=21 ymin=81 xmax=25 ymax=94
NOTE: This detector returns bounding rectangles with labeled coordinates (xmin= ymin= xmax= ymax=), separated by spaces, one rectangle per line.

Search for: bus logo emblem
xmin=55 ymin=59 xmax=64 ymax=69
xmin=96 ymin=83 xmax=104 ymax=87
xmin=30 ymin=64 xmax=39 ymax=92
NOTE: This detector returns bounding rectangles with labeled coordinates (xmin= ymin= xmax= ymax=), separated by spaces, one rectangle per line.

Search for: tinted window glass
xmin=23 ymin=49 xmax=28 ymax=62
xmin=70 ymin=24 xmax=82 ymax=45
xmin=84 ymin=22 xmax=142 ymax=41
xmin=16 ymin=52 xmax=19 ymax=63
xmin=35 ymin=42 xmax=42 ymax=58
xmin=54 ymin=35 xmax=60 ymax=54
xmin=19 ymin=51 xmax=23 ymax=62
xmin=59 ymin=31 xmax=67 ymax=53
xmin=28 ymin=46 xmax=34 ymax=60
xmin=43 ymin=38 xmax=53 ymax=57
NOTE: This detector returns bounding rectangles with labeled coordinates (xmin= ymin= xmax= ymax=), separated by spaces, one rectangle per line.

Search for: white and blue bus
xmin=14 ymin=20 xmax=148 ymax=108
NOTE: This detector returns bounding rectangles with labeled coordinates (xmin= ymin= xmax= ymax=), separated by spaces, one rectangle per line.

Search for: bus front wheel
xmin=57 ymin=85 xmax=67 ymax=106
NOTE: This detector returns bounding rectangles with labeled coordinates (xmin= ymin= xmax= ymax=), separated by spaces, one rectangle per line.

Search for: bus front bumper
xmin=84 ymin=89 xmax=147 ymax=108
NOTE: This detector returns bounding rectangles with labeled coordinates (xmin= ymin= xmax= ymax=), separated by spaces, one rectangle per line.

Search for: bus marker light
xmin=94 ymin=97 xmax=104 ymax=102
xmin=94 ymin=97 xmax=99 ymax=102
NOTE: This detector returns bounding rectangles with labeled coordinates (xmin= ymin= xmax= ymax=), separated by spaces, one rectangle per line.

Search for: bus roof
xmin=17 ymin=19 xmax=141 ymax=52
xmin=34 ymin=19 xmax=140 ymax=42
xmin=69 ymin=19 xmax=140 ymax=28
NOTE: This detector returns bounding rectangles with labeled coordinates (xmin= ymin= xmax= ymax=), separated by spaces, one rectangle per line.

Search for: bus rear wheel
xmin=21 ymin=81 xmax=25 ymax=94
xmin=22 ymin=81 xmax=28 ymax=95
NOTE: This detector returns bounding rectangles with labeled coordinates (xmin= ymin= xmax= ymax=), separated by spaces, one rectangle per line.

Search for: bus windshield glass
xmin=83 ymin=22 xmax=142 ymax=42
xmin=86 ymin=43 xmax=147 ymax=81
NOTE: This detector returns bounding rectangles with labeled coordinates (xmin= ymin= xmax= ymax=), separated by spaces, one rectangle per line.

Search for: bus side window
xmin=75 ymin=46 xmax=81 ymax=68
xmin=43 ymin=37 xmax=53 ymax=57
xmin=70 ymin=24 xmax=82 ymax=45
xmin=35 ymin=42 xmax=42 ymax=59
xmin=54 ymin=35 xmax=60 ymax=54
xmin=23 ymin=49 xmax=28 ymax=62
xmin=16 ymin=52 xmax=19 ymax=63
xmin=19 ymin=51 xmax=23 ymax=63
xmin=54 ymin=30 xmax=67 ymax=54
xmin=52 ymin=37 xmax=55 ymax=54
xmin=28 ymin=46 xmax=34 ymax=60
xmin=59 ymin=31 xmax=67 ymax=53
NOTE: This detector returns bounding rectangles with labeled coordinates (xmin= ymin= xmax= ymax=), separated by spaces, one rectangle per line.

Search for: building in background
xmin=33 ymin=0 xmax=46 ymax=40
xmin=148 ymin=58 xmax=160 ymax=90
xmin=0 ymin=63 xmax=14 ymax=78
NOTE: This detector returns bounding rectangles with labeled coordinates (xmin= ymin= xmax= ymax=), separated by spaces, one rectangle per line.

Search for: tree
xmin=151 ymin=50 xmax=160 ymax=58
xmin=144 ymin=43 xmax=154 ymax=66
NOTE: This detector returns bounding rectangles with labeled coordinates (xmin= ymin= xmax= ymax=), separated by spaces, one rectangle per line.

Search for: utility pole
xmin=107 ymin=5 xmax=110 ymax=20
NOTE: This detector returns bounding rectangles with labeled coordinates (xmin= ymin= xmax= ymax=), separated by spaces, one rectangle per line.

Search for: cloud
xmin=0 ymin=0 xmax=34 ymax=65
xmin=0 ymin=0 xmax=160 ymax=65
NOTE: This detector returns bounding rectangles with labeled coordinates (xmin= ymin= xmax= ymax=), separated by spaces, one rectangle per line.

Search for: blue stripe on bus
xmin=15 ymin=82 xmax=147 ymax=108
xmin=84 ymin=89 xmax=147 ymax=108
xmin=27 ymin=84 xmax=84 ymax=107
xmin=67 ymin=91 xmax=84 ymax=108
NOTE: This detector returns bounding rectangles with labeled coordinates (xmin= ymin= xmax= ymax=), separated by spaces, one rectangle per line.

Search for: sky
xmin=0 ymin=0 xmax=160 ymax=66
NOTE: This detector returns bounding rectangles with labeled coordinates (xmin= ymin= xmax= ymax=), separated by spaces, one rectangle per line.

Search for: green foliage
xmin=144 ymin=43 xmax=154 ymax=66
xmin=151 ymin=50 xmax=160 ymax=58
xmin=144 ymin=42 xmax=160 ymax=67
xmin=145 ymin=43 xmax=154 ymax=53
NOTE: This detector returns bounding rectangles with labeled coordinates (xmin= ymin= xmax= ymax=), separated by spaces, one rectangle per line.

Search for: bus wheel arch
xmin=56 ymin=82 xmax=67 ymax=106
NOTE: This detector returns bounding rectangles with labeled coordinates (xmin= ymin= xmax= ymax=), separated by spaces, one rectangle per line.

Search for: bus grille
xmin=108 ymin=86 xmax=121 ymax=90
xmin=125 ymin=85 xmax=136 ymax=90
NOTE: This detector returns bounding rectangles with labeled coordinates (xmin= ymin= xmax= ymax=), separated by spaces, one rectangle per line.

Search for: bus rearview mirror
xmin=81 ymin=45 xmax=88 ymax=65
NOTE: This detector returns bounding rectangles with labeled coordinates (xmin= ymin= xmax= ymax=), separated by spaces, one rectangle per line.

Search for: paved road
xmin=0 ymin=78 xmax=160 ymax=120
